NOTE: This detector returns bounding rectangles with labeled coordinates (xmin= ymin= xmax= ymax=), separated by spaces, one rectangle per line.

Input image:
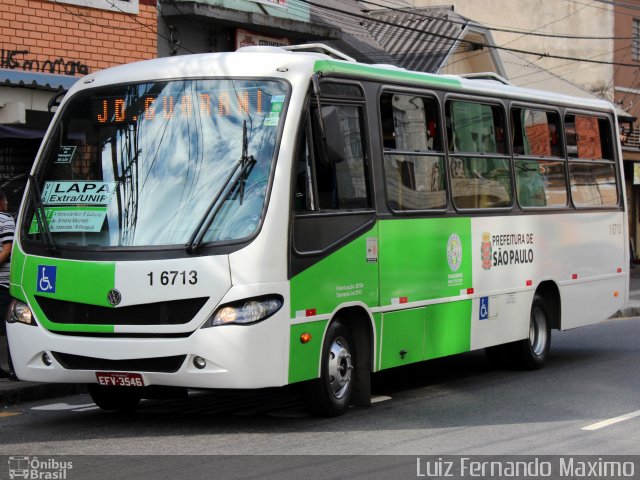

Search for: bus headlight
xmin=6 ymin=300 xmax=36 ymax=326
xmin=203 ymin=295 xmax=283 ymax=327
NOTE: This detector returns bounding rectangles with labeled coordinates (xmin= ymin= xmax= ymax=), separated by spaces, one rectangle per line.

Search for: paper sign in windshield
xmin=56 ymin=146 xmax=76 ymax=164
xmin=29 ymin=207 xmax=107 ymax=234
xmin=42 ymin=181 xmax=116 ymax=206
xmin=264 ymin=111 xmax=280 ymax=126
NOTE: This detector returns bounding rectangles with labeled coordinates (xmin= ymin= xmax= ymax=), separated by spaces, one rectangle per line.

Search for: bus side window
xmin=296 ymin=103 xmax=371 ymax=212
xmin=292 ymin=96 xmax=374 ymax=257
xmin=446 ymin=100 xmax=512 ymax=209
xmin=512 ymin=108 xmax=567 ymax=208
xmin=566 ymin=114 xmax=618 ymax=207
xmin=380 ymin=92 xmax=446 ymax=211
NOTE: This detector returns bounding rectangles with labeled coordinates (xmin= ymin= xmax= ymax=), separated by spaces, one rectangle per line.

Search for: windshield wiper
xmin=185 ymin=120 xmax=256 ymax=253
xmin=28 ymin=175 xmax=59 ymax=255
xmin=237 ymin=119 xmax=256 ymax=206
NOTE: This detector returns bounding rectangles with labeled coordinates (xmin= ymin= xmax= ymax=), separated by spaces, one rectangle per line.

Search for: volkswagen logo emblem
xmin=107 ymin=289 xmax=122 ymax=306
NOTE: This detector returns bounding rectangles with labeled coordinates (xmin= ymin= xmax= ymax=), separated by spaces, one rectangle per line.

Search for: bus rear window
xmin=565 ymin=114 xmax=618 ymax=207
xmin=565 ymin=114 xmax=613 ymax=160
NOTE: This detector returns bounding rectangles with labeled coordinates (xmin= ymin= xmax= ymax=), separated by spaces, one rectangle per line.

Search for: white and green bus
xmin=6 ymin=45 xmax=628 ymax=415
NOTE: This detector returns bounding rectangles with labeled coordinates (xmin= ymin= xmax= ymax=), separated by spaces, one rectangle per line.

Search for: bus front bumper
xmin=6 ymin=315 xmax=291 ymax=390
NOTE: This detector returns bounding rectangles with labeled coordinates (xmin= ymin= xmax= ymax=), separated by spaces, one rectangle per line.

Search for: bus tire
xmin=509 ymin=294 xmax=551 ymax=370
xmin=89 ymin=384 xmax=142 ymax=412
xmin=303 ymin=321 xmax=355 ymax=417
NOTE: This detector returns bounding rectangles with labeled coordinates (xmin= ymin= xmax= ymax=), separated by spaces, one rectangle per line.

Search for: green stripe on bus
xmin=22 ymin=256 xmax=116 ymax=332
xmin=289 ymin=216 xmax=473 ymax=375
xmin=379 ymin=217 xmax=472 ymax=303
xmin=9 ymin=246 xmax=27 ymax=302
xmin=373 ymin=312 xmax=382 ymax=372
xmin=313 ymin=60 xmax=463 ymax=88
xmin=289 ymin=320 xmax=328 ymax=384
xmin=381 ymin=308 xmax=424 ymax=369
xmin=290 ymin=231 xmax=379 ymax=317
xmin=424 ymin=301 xmax=471 ymax=360
xmin=380 ymin=300 xmax=471 ymax=369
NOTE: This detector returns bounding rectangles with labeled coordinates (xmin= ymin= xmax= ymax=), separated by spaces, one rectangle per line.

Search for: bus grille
xmin=52 ymin=352 xmax=187 ymax=373
xmin=35 ymin=296 xmax=209 ymax=326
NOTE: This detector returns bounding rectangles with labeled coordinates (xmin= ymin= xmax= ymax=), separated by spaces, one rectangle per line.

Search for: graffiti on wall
xmin=1 ymin=48 xmax=89 ymax=75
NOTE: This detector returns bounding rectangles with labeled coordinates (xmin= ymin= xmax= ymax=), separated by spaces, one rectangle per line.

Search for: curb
xmin=0 ymin=381 xmax=87 ymax=408
xmin=612 ymin=305 xmax=640 ymax=318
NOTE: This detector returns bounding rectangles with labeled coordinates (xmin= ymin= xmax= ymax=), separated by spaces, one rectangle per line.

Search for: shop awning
xmin=0 ymin=125 xmax=47 ymax=139
xmin=0 ymin=69 xmax=78 ymax=91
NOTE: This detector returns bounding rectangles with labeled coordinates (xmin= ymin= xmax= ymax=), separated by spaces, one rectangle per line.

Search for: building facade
xmin=156 ymin=0 xmax=340 ymax=58
xmin=613 ymin=0 xmax=640 ymax=259
xmin=412 ymin=0 xmax=615 ymax=98
xmin=0 ymin=0 xmax=158 ymax=209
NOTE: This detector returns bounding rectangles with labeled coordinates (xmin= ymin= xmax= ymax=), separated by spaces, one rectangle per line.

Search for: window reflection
xmin=30 ymin=79 xmax=287 ymax=247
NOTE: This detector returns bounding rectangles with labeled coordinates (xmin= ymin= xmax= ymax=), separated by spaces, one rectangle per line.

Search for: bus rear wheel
xmin=303 ymin=321 xmax=355 ymax=417
xmin=509 ymin=294 xmax=551 ymax=370
xmin=89 ymin=384 xmax=142 ymax=412
xmin=484 ymin=294 xmax=551 ymax=370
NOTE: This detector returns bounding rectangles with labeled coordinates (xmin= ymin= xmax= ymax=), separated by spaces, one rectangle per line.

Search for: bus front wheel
xmin=89 ymin=384 xmax=142 ymax=412
xmin=303 ymin=321 xmax=355 ymax=417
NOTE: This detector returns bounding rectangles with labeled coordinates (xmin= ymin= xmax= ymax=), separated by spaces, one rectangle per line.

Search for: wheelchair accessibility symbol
xmin=37 ymin=265 xmax=57 ymax=293
xmin=479 ymin=296 xmax=489 ymax=320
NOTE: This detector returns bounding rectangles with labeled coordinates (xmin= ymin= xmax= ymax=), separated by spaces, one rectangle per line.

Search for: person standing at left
xmin=0 ymin=190 xmax=15 ymax=379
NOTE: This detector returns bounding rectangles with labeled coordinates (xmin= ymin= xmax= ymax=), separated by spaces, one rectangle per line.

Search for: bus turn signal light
xmin=300 ymin=333 xmax=312 ymax=344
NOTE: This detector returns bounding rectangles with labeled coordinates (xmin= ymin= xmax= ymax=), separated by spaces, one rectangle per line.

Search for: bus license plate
xmin=96 ymin=371 xmax=145 ymax=387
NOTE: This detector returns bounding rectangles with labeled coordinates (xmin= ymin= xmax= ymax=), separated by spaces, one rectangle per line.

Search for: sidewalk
xmin=0 ymin=379 xmax=85 ymax=407
xmin=612 ymin=264 xmax=640 ymax=318
xmin=3 ymin=269 xmax=640 ymax=408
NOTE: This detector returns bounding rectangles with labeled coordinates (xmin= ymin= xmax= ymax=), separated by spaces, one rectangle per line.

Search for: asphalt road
xmin=0 ymin=317 xmax=639 ymax=478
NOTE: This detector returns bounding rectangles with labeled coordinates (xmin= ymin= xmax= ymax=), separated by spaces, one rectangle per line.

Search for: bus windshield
xmin=25 ymin=79 xmax=287 ymax=248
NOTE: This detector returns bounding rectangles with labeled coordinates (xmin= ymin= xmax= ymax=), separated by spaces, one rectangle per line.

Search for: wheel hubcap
xmin=327 ymin=336 xmax=353 ymax=399
xmin=529 ymin=307 xmax=547 ymax=357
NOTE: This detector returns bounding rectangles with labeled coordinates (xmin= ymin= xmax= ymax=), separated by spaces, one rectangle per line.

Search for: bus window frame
xmin=563 ymin=108 xmax=621 ymax=210
xmin=291 ymin=79 xmax=376 ymax=259
xmin=443 ymin=93 xmax=515 ymax=213
xmin=377 ymin=86 xmax=449 ymax=215
xmin=21 ymin=75 xmax=292 ymax=261
xmin=509 ymin=101 xmax=570 ymax=211
xmin=305 ymin=79 xmax=373 ymax=213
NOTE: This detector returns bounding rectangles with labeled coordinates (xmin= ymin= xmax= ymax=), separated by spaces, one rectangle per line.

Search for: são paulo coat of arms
xmin=481 ymin=232 xmax=492 ymax=270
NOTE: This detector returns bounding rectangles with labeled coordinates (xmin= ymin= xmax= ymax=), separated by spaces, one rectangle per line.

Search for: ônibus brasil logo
xmin=8 ymin=456 xmax=73 ymax=479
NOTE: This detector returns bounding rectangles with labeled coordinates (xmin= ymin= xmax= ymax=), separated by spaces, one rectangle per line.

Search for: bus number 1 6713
xmin=147 ymin=270 xmax=198 ymax=286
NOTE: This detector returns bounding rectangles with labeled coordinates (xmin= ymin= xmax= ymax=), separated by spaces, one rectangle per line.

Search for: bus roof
xmin=68 ymin=45 xmax=615 ymax=115
xmin=311 ymin=58 xmax=615 ymax=114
